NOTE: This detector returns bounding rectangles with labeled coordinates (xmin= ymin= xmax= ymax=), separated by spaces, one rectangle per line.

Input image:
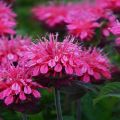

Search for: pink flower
xmin=23 ymin=34 xmax=111 ymax=84
xmin=23 ymin=34 xmax=81 ymax=77
xmin=77 ymin=48 xmax=111 ymax=83
xmin=0 ymin=2 xmax=16 ymax=35
xmin=97 ymin=0 xmax=120 ymax=12
xmin=115 ymin=37 xmax=120 ymax=45
xmin=66 ymin=18 xmax=100 ymax=41
xmin=103 ymin=20 xmax=120 ymax=37
xmin=65 ymin=3 xmax=106 ymax=41
xmin=0 ymin=64 xmax=42 ymax=105
xmin=32 ymin=4 xmax=68 ymax=28
xmin=109 ymin=20 xmax=120 ymax=36
xmin=0 ymin=35 xmax=32 ymax=64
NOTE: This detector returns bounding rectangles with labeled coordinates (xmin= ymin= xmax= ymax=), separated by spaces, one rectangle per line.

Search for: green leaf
xmin=94 ymin=82 xmax=120 ymax=104
xmin=82 ymin=92 xmax=117 ymax=120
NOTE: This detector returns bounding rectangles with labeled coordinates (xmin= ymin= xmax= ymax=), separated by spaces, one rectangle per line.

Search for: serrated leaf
xmin=94 ymin=82 xmax=120 ymax=104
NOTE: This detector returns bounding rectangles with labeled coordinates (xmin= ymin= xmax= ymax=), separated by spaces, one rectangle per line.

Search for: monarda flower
xmin=77 ymin=48 xmax=111 ymax=83
xmin=23 ymin=34 xmax=111 ymax=85
xmin=0 ymin=35 xmax=32 ymax=64
xmin=0 ymin=2 xmax=16 ymax=35
xmin=0 ymin=64 xmax=42 ymax=105
xmin=108 ymin=20 xmax=120 ymax=36
xmin=97 ymin=0 xmax=120 ymax=12
xmin=65 ymin=3 xmax=103 ymax=41
xmin=66 ymin=18 xmax=100 ymax=41
xmin=32 ymin=4 xmax=68 ymax=28
xmin=23 ymin=34 xmax=81 ymax=82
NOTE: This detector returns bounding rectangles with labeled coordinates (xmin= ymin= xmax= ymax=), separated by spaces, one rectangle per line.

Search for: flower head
xmin=0 ymin=2 xmax=16 ymax=35
xmin=65 ymin=2 xmax=107 ymax=41
xmin=23 ymin=34 xmax=111 ymax=84
xmin=97 ymin=0 xmax=120 ymax=12
xmin=0 ymin=35 xmax=32 ymax=64
xmin=0 ymin=64 xmax=42 ymax=105
xmin=77 ymin=48 xmax=111 ymax=83
xmin=24 ymin=34 xmax=81 ymax=77
xmin=32 ymin=4 xmax=68 ymax=28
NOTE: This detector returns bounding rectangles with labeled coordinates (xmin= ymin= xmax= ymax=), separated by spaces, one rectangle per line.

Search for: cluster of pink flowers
xmin=0 ymin=36 xmax=31 ymax=64
xmin=23 ymin=34 xmax=111 ymax=83
xmin=0 ymin=0 xmax=113 ymax=107
xmin=0 ymin=2 xmax=16 ymax=35
xmin=0 ymin=64 xmax=42 ymax=105
xmin=32 ymin=2 xmax=118 ymax=41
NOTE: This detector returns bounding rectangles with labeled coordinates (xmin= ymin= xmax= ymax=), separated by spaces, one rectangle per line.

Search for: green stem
xmin=76 ymin=99 xmax=81 ymax=120
xmin=22 ymin=113 xmax=28 ymax=120
xmin=54 ymin=88 xmax=63 ymax=120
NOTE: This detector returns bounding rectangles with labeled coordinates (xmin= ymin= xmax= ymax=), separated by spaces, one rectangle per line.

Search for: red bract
xmin=32 ymin=4 xmax=68 ymax=28
xmin=0 ymin=2 xmax=16 ymax=35
xmin=77 ymin=48 xmax=111 ymax=83
xmin=0 ymin=64 xmax=42 ymax=105
xmin=0 ymin=36 xmax=32 ymax=64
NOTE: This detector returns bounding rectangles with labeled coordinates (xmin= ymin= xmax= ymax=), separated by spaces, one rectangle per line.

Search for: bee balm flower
xmin=23 ymin=34 xmax=111 ymax=85
xmin=32 ymin=4 xmax=68 ymax=28
xmin=0 ymin=64 xmax=42 ymax=105
xmin=24 ymin=34 xmax=81 ymax=78
xmin=0 ymin=35 xmax=32 ymax=64
xmin=0 ymin=2 xmax=16 ymax=35
xmin=77 ymin=48 xmax=111 ymax=83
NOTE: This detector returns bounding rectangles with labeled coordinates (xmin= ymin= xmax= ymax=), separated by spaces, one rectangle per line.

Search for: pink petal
xmin=75 ymin=68 xmax=83 ymax=76
xmin=48 ymin=59 xmax=56 ymax=68
xmin=5 ymin=96 xmax=14 ymax=105
xmin=88 ymin=68 xmax=93 ymax=75
xmin=19 ymin=92 xmax=26 ymax=100
xmin=67 ymin=25 xmax=77 ymax=30
xmin=0 ymin=92 xmax=4 ymax=99
xmin=2 ymin=89 xmax=12 ymax=98
xmin=93 ymin=71 xmax=101 ymax=80
xmin=80 ymin=31 xmax=88 ymax=40
xmin=81 ymin=65 xmax=87 ymax=73
xmin=24 ymin=86 xmax=32 ymax=94
xmin=62 ymin=55 xmax=68 ymax=62
xmin=65 ymin=65 xmax=73 ymax=74
xmin=25 ymin=60 xmax=36 ymax=67
xmin=102 ymin=70 xmax=111 ymax=79
xmin=103 ymin=29 xmax=110 ymax=37
xmin=83 ymin=74 xmax=90 ymax=83
xmin=11 ymin=83 xmax=21 ymax=92
xmin=7 ymin=53 xmax=14 ymax=60
xmin=32 ymin=90 xmax=41 ymax=98
xmin=40 ymin=65 xmax=48 ymax=74
xmin=32 ymin=66 xmax=40 ymax=76
xmin=54 ymin=64 xmax=62 ymax=72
